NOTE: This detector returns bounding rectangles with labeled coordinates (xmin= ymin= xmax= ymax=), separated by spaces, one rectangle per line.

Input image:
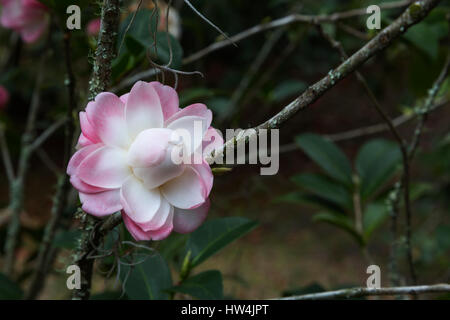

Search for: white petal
xmin=161 ymin=166 xmax=206 ymax=209
xmin=120 ymin=176 xmax=162 ymax=223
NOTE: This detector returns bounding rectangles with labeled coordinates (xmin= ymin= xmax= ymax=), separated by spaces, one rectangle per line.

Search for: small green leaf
xmin=403 ymin=11 xmax=449 ymax=60
xmin=295 ymin=133 xmax=353 ymax=186
xmin=356 ymin=139 xmax=401 ymax=200
xmin=54 ymin=230 xmax=82 ymax=249
xmin=167 ymin=270 xmax=224 ymax=300
xmin=0 ymin=273 xmax=23 ymax=300
xmin=159 ymin=233 xmax=188 ymax=262
xmin=436 ymin=225 xmax=450 ymax=250
xmin=409 ymin=182 xmax=433 ymax=201
xmin=313 ymin=212 xmax=363 ymax=246
xmin=291 ymin=173 xmax=353 ymax=211
xmin=186 ymin=217 xmax=258 ymax=268
xmin=205 ymin=97 xmax=230 ymax=117
xmin=119 ymin=253 xmax=172 ymax=300
xmin=112 ymin=50 xmax=138 ymax=81
xmin=179 ymin=88 xmax=215 ymax=106
xmin=274 ymin=191 xmax=347 ymax=214
xmin=363 ymin=203 xmax=389 ymax=241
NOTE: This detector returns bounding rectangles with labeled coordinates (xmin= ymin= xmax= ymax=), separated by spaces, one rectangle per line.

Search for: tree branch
xmin=206 ymin=0 xmax=442 ymax=164
xmin=72 ymin=0 xmax=121 ymax=300
xmin=182 ymin=0 xmax=412 ymax=64
xmin=28 ymin=117 xmax=68 ymax=152
xmin=408 ymin=54 xmax=450 ymax=160
xmin=274 ymin=283 xmax=450 ymax=300
xmin=2 ymin=54 xmax=47 ymax=276
xmin=315 ymin=21 xmax=418 ymax=285
xmin=0 ymin=124 xmax=15 ymax=183
xmin=276 ymin=99 xmax=448 ymax=153
xmin=113 ymin=1 xmax=411 ymax=92
xmin=26 ymin=32 xmax=79 ymax=300
xmin=222 ymin=28 xmax=285 ymax=121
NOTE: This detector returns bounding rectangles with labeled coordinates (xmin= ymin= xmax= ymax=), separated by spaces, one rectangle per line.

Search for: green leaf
xmin=205 ymin=97 xmax=230 ymax=117
xmin=291 ymin=173 xmax=353 ymax=211
xmin=167 ymin=270 xmax=224 ymax=300
xmin=403 ymin=10 xmax=449 ymax=60
xmin=118 ymin=10 xmax=183 ymax=67
xmin=118 ymin=9 xmax=158 ymax=49
xmin=112 ymin=50 xmax=138 ymax=81
xmin=409 ymin=182 xmax=433 ymax=201
xmin=356 ymin=139 xmax=401 ymax=200
xmin=271 ymin=80 xmax=307 ymax=102
xmin=119 ymin=253 xmax=172 ymax=300
xmin=274 ymin=191 xmax=349 ymax=214
xmin=295 ymin=133 xmax=353 ymax=186
xmin=363 ymin=203 xmax=389 ymax=241
xmin=436 ymin=225 xmax=450 ymax=251
xmin=186 ymin=217 xmax=258 ymax=268
xmin=313 ymin=212 xmax=363 ymax=246
xmin=179 ymin=88 xmax=215 ymax=107
xmin=159 ymin=233 xmax=188 ymax=262
xmin=149 ymin=32 xmax=184 ymax=67
xmin=0 ymin=273 xmax=23 ymax=300
xmin=53 ymin=230 xmax=82 ymax=249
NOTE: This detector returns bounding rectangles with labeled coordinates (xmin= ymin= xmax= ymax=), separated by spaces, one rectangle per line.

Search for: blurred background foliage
xmin=0 ymin=0 xmax=449 ymax=299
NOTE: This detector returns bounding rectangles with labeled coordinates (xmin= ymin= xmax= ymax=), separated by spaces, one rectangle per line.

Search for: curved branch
xmin=182 ymin=0 xmax=411 ymax=64
xmin=274 ymin=284 xmax=450 ymax=300
xmin=114 ymin=1 xmax=411 ymax=91
xmin=206 ymin=0 xmax=442 ymax=163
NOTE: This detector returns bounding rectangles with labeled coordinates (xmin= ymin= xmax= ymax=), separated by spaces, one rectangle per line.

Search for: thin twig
xmin=118 ymin=0 xmax=143 ymax=56
xmin=206 ymin=0 xmax=441 ymax=164
xmin=276 ymin=99 xmax=448 ymax=153
xmin=114 ymin=1 xmax=411 ymax=91
xmin=29 ymin=117 xmax=68 ymax=152
xmin=386 ymin=55 xmax=449 ymax=288
xmin=73 ymin=0 xmax=121 ymax=300
xmin=0 ymin=124 xmax=15 ymax=183
xmin=316 ymin=22 xmax=417 ymax=284
xmin=35 ymin=148 xmax=61 ymax=176
xmin=222 ymin=28 xmax=286 ymax=121
xmin=241 ymin=28 xmax=306 ymax=109
xmin=183 ymin=0 xmax=236 ymax=47
xmin=274 ymin=283 xmax=450 ymax=300
xmin=182 ymin=0 xmax=411 ymax=64
xmin=408 ymin=54 xmax=450 ymax=160
xmin=403 ymin=54 xmax=449 ymax=284
xmin=2 ymin=54 xmax=47 ymax=276
xmin=337 ymin=22 xmax=370 ymax=40
xmin=26 ymin=32 xmax=78 ymax=300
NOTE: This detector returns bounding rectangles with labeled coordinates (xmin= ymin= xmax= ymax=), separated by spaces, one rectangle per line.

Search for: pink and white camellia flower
xmin=67 ymin=81 xmax=223 ymax=241
xmin=0 ymin=0 xmax=49 ymax=44
xmin=0 ymin=85 xmax=9 ymax=110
